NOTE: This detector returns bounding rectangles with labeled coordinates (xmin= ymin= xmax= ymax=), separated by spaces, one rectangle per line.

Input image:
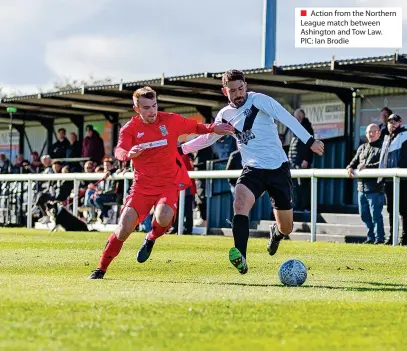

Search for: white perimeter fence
xmin=0 ymin=168 xmax=405 ymax=246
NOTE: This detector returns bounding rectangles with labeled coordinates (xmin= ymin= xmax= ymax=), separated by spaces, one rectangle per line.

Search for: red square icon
xmin=301 ymin=10 xmax=307 ymax=16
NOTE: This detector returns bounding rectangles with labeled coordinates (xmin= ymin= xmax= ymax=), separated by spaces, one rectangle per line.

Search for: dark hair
xmin=58 ymin=128 xmax=66 ymax=134
xmin=133 ymin=86 xmax=156 ymax=106
xmin=381 ymin=107 xmax=393 ymax=115
xmin=86 ymin=125 xmax=94 ymax=131
xmin=222 ymin=69 xmax=245 ymax=87
xmin=52 ymin=160 xmax=63 ymax=166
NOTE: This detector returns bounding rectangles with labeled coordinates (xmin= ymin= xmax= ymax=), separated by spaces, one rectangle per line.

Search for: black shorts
xmin=236 ymin=162 xmax=294 ymax=210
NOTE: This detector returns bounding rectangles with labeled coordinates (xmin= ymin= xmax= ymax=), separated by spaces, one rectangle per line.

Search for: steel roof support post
xmin=196 ymin=106 xmax=213 ymax=123
xmin=337 ymin=91 xmax=355 ymax=205
xmin=286 ymin=94 xmax=301 ymax=111
xmin=13 ymin=124 xmax=25 ymax=155
xmin=262 ymin=0 xmax=277 ymax=68
xmin=40 ymin=119 xmax=55 ymax=155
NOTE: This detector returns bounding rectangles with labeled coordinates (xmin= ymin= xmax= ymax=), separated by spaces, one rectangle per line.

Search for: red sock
xmin=98 ymin=233 xmax=124 ymax=272
xmin=147 ymin=218 xmax=172 ymax=241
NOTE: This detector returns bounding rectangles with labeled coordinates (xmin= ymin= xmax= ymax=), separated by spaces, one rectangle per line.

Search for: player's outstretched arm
xmin=254 ymin=93 xmax=324 ymax=156
xmin=181 ymin=133 xmax=222 ymax=155
xmin=174 ymin=113 xmax=234 ymax=154
xmin=176 ymin=114 xmax=234 ymax=136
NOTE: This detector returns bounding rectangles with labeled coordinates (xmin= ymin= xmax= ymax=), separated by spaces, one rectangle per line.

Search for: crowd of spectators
xmin=2 ymin=110 xmax=406 ymax=246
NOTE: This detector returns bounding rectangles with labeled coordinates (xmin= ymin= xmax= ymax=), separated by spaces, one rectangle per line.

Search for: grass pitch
xmin=0 ymin=228 xmax=406 ymax=351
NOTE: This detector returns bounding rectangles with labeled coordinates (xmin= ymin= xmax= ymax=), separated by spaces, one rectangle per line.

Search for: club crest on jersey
xmin=243 ymin=108 xmax=252 ymax=117
xmin=159 ymin=125 xmax=168 ymax=136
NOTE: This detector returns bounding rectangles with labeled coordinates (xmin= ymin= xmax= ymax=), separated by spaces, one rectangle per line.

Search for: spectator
xmin=0 ymin=154 xmax=10 ymax=174
xmin=66 ymin=132 xmax=82 ymax=172
xmin=378 ymin=107 xmax=392 ymax=142
xmin=30 ymin=152 xmax=43 ymax=172
xmin=40 ymin=155 xmax=53 ymax=174
xmin=35 ymin=160 xmax=73 ymax=223
xmin=212 ymin=135 xmax=237 ymax=159
xmin=82 ymin=125 xmax=105 ymax=164
xmin=21 ymin=160 xmax=33 ymax=174
xmin=80 ymin=161 xmax=97 ymax=216
xmin=288 ymin=108 xmax=314 ymax=211
xmin=225 ymin=150 xmax=242 ymax=198
xmin=62 ymin=165 xmax=71 ymax=173
xmin=13 ymin=154 xmax=24 ymax=173
xmin=50 ymin=128 xmax=70 ymax=159
xmin=378 ymin=114 xmax=407 ymax=245
xmin=346 ymin=124 xmax=384 ymax=244
xmin=88 ymin=158 xmax=118 ymax=223
xmin=49 ymin=161 xmax=73 ymax=202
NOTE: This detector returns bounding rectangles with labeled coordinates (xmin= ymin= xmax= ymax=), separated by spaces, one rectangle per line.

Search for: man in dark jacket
xmin=82 ymin=125 xmax=105 ymax=164
xmin=66 ymin=132 xmax=82 ymax=172
xmin=50 ymin=128 xmax=70 ymax=159
xmin=378 ymin=107 xmax=392 ymax=142
xmin=346 ymin=124 xmax=384 ymax=244
xmin=378 ymin=114 xmax=407 ymax=245
xmin=88 ymin=158 xmax=118 ymax=223
xmin=288 ymin=108 xmax=314 ymax=211
xmin=34 ymin=160 xmax=73 ymax=223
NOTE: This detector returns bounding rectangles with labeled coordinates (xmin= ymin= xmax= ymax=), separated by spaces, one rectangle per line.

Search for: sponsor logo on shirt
xmin=137 ymin=132 xmax=144 ymax=138
xmin=236 ymin=130 xmax=255 ymax=145
xmin=139 ymin=139 xmax=168 ymax=149
xmin=159 ymin=125 xmax=168 ymax=136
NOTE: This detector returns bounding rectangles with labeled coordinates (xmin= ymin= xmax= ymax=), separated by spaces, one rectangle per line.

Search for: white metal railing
xmin=0 ymin=168 xmax=405 ymax=246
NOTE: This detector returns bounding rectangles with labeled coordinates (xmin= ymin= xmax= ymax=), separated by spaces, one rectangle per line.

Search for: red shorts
xmin=122 ymin=188 xmax=179 ymax=223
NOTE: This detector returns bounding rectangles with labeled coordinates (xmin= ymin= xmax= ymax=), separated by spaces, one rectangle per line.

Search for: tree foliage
xmin=54 ymin=75 xmax=113 ymax=91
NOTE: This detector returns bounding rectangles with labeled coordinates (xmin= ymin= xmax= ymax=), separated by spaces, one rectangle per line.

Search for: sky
xmin=0 ymin=0 xmax=406 ymax=95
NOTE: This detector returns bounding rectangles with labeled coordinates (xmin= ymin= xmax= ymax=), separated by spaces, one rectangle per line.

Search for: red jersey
xmin=180 ymin=153 xmax=197 ymax=195
xmin=115 ymin=112 xmax=214 ymax=195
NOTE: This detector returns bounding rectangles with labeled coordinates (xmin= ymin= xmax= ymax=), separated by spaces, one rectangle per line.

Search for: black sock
xmin=273 ymin=224 xmax=286 ymax=240
xmin=232 ymin=215 xmax=249 ymax=258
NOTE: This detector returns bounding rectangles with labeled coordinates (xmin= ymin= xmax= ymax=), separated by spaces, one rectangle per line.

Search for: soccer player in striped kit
xmin=181 ymin=70 xmax=324 ymax=274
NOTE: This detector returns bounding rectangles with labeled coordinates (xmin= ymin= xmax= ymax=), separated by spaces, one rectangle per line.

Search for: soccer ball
xmin=278 ymin=259 xmax=307 ymax=286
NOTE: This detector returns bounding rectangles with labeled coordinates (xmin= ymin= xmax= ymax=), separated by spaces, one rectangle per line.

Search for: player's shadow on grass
xmin=106 ymin=278 xmax=407 ymax=292
xmin=337 ymin=280 xmax=407 ymax=288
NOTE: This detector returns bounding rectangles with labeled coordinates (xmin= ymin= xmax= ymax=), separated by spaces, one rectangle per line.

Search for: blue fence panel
xmin=206 ymin=139 xmax=351 ymax=228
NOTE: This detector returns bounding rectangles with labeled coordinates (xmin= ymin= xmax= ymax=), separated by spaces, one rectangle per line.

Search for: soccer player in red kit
xmin=88 ymin=87 xmax=234 ymax=279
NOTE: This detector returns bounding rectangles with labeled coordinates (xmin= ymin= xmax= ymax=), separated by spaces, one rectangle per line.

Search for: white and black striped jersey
xmin=182 ymin=92 xmax=315 ymax=170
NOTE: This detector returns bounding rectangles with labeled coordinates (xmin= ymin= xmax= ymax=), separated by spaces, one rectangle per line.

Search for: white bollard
xmin=177 ymin=190 xmax=185 ymax=235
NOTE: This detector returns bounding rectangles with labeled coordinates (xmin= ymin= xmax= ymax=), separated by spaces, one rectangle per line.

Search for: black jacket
xmin=288 ymin=117 xmax=314 ymax=167
xmin=379 ymin=123 xmax=390 ymax=142
xmin=50 ymin=138 xmax=70 ymax=159
xmin=347 ymin=139 xmax=383 ymax=192
xmin=66 ymin=141 xmax=82 ymax=159
xmin=48 ymin=179 xmax=74 ymax=201
xmin=379 ymin=127 xmax=407 ymax=182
